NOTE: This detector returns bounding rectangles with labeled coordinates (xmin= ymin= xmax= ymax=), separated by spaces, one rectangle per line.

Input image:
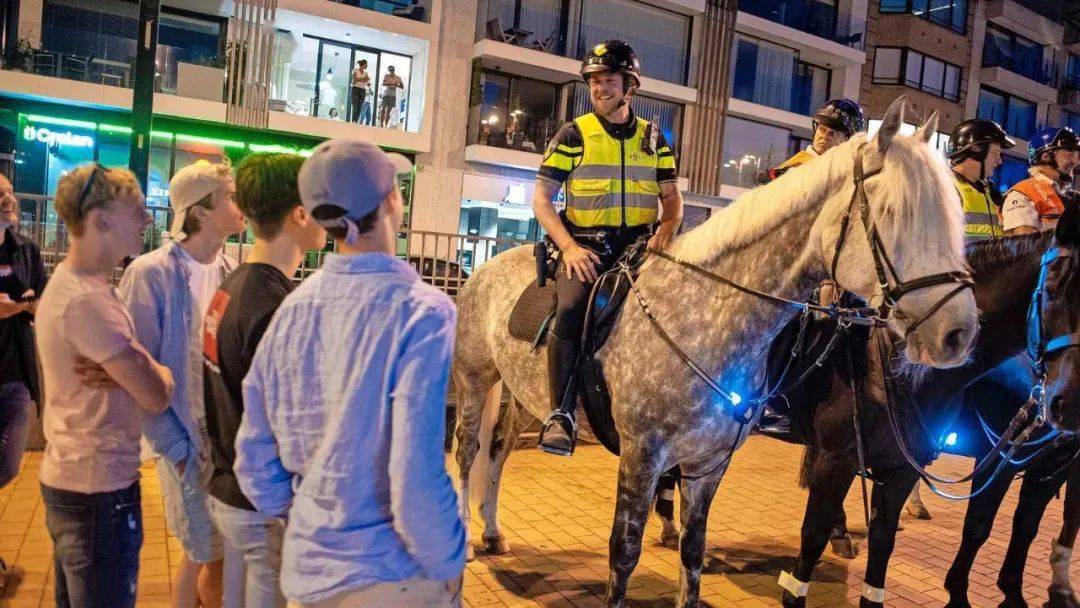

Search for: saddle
xmin=506 ymin=234 xmax=652 ymax=455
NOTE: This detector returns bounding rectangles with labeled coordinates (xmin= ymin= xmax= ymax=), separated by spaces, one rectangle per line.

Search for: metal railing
xmin=13 ymin=193 xmax=534 ymax=298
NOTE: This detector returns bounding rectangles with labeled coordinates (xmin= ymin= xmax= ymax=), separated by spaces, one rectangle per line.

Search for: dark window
xmin=991 ymin=155 xmax=1028 ymax=193
xmin=872 ymin=47 xmax=961 ymax=101
xmin=730 ymin=35 xmax=830 ymax=115
xmin=982 ymin=23 xmax=1055 ymax=85
xmin=1065 ymin=111 xmax=1080 ymax=134
xmin=978 ymin=87 xmax=1036 ymax=141
xmin=477 ymin=0 xmax=692 ymax=85
xmin=472 ymin=71 xmax=559 ymax=154
xmin=738 ymin=0 xmax=839 ymax=40
xmin=878 ymin=0 xmax=966 ymax=34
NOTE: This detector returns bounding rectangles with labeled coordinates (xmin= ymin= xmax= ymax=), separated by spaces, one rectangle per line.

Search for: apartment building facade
xmin=714 ymin=0 xmax=869 ymax=201
xmin=861 ymin=0 xmax=1080 ymax=191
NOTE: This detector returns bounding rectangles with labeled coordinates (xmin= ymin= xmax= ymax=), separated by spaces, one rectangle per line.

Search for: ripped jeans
xmin=42 ymin=481 xmax=143 ymax=608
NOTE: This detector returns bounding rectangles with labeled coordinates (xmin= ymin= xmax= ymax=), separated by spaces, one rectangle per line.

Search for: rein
xmin=868 ymin=241 xmax=1079 ymax=501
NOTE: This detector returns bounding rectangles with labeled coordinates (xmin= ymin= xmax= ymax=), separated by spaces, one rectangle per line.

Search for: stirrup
xmin=538 ymin=411 xmax=577 ymax=456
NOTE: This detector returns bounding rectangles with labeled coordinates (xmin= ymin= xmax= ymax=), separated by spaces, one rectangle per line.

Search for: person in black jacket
xmin=0 ymin=173 xmax=46 ymax=576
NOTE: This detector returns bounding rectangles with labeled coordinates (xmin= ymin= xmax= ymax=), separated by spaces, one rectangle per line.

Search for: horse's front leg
xmin=997 ymin=460 xmax=1070 ymax=608
xmin=676 ymin=456 xmax=730 ymax=608
xmin=944 ymin=464 xmax=1016 ymax=608
xmin=655 ymin=468 xmax=680 ymax=550
xmin=1048 ymin=459 xmax=1080 ymax=608
xmin=604 ymin=441 xmax=665 ymax=608
xmin=859 ymin=465 xmax=919 ymax=608
xmin=782 ymin=448 xmax=856 ymax=608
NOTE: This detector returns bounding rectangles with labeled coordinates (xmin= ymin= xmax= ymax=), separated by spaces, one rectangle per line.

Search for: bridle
xmin=829 ymin=144 xmax=974 ymax=338
xmin=1026 ymin=242 xmax=1079 ymax=422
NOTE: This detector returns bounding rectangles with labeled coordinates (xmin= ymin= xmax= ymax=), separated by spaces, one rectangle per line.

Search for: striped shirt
xmin=118 ymin=241 xmax=235 ymax=469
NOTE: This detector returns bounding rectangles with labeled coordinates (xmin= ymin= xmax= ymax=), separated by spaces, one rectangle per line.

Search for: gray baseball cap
xmin=298 ymin=139 xmax=412 ymax=224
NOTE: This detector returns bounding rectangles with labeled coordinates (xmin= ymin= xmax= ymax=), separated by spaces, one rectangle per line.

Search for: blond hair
xmin=55 ymin=165 xmax=143 ymax=236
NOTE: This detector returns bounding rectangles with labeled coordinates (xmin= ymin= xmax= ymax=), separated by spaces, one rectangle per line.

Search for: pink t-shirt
xmin=36 ymin=262 xmax=145 ymax=493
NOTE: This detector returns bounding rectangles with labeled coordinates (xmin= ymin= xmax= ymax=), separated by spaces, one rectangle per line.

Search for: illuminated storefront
xmin=1 ymin=98 xmax=415 ymax=251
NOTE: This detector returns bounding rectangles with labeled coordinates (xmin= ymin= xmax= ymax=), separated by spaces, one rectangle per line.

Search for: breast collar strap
xmin=830 ymin=145 xmax=974 ymax=338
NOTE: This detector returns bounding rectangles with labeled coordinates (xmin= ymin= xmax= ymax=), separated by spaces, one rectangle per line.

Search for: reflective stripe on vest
xmin=956 ymin=177 xmax=998 ymax=241
xmin=565 ymin=113 xmax=660 ymax=228
xmin=1007 ymin=177 xmax=1065 ymax=225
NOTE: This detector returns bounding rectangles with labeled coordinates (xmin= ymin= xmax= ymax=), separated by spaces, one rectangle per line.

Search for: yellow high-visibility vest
xmin=955 ymin=175 xmax=999 ymax=241
xmin=565 ymin=113 xmax=670 ymax=228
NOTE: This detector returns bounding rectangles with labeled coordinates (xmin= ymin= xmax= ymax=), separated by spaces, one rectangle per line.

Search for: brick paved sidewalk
xmin=0 ymin=437 xmax=1071 ymax=607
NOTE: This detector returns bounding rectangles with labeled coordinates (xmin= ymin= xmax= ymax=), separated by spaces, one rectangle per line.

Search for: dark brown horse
xmin=782 ymin=205 xmax=1080 ymax=608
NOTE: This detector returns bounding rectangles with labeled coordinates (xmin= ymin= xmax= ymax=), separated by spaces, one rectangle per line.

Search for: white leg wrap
xmin=660 ymin=489 xmax=675 ymax=501
xmin=862 ymin=584 xmax=886 ymax=604
xmin=778 ymin=571 xmax=809 ymax=598
xmin=1051 ymin=539 xmax=1074 ymax=591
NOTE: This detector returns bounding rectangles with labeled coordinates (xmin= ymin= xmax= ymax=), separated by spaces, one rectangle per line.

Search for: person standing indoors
xmin=0 ymin=174 xmax=45 ymax=583
xmin=1002 ymin=126 xmax=1080 ymax=235
xmin=202 ymin=153 xmax=325 ymax=608
xmin=234 ymin=139 xmax=465 ymax=608
xmin=349 ymin=59 xmax=371 ymax=125
xmin=378 ymin=65 xmax=404 ymax=128
xmin=119 ymin=161 xmax=246 ymax=608
xmin=769 ymin=98 xmax=864 ymax=181
xmin=944 ymin=119 xmax=1015 ymax=242
xmin=534 ymin=40 xmax=683 ymax=456
xmin=36 ymin=163 xmax=174 ymax=608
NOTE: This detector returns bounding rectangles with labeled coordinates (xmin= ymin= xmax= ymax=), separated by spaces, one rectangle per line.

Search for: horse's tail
xmin=467 ymin=379 xmax=505 ymax=503
xmin=798 ymin=443 xmax=818 ymax=489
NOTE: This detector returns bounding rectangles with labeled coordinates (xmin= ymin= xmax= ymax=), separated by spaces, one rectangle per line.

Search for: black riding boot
xmin=539 ymin=334 xmax=579 ymax=456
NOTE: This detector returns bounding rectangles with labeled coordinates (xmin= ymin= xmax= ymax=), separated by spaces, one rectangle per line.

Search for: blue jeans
xmin=0 ymin=381 xmax=31 ymax=488
xmin=42 ymin=482 xmax=143 ymax=608
xmin=209 ymin=496 xmax=286 ymax=608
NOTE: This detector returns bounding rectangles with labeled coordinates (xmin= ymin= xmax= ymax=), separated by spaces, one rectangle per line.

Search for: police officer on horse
xmin=945 ymin=118 xmax=1014 ymax=242
xmin=534 ymin=40 xmax=683 ymax=456
xmin=1002 ymin=126 xmax=1080 ymax=235
xmin=770 ymin=98 xmax=864 ymax=180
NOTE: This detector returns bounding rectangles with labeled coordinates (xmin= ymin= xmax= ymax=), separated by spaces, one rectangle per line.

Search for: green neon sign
xmin=175 ymin=133 xmax=245 ymax=149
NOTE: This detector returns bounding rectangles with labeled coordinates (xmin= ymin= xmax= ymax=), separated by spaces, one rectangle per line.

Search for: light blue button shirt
xmin=234 ymin=252 xmax=465 ymax=604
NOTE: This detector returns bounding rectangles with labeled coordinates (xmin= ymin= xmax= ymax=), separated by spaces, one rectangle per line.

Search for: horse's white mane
xmin=670 ymin=131 xmax=966 ymax=274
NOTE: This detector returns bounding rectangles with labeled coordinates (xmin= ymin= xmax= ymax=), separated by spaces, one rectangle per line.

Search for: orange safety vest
xmin=1007 ymin=177 xmax=1065 ymax=227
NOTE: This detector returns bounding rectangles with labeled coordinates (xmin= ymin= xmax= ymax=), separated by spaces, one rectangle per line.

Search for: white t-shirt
xmin=178 ymin=245 xmax=221 ymax=319
xmin=36 ymin=262 xmax=145 ymax=493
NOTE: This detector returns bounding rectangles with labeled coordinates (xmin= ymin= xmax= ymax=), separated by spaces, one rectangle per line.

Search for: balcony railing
xmin=334 ymin=0 xmax=428 ymax=22
xmin=739 ymin=0 xmax=839 ymax=41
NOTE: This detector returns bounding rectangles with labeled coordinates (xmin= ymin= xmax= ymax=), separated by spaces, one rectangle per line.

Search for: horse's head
xmin=821 ymin=97 xmax=977 ymax=367
xmin=1033 ymin=200 xmax=1080 ymax=433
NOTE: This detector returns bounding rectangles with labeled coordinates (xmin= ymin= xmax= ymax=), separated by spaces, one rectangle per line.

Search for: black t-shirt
xmin=0 ymin=235 xmax=28 ymax=385
xmin=203 ymin=263 xmax=294 ymax=510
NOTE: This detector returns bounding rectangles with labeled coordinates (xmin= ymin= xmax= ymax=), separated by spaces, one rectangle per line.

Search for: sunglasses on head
xmin=74 ymin=163 xmax=110 ymax=220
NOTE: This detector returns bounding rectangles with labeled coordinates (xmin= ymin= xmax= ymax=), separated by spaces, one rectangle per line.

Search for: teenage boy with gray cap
xmin=119 ymin=160 xmax=246 ymax=608
xmin=234 ymin=139 xmax=465 ymax=607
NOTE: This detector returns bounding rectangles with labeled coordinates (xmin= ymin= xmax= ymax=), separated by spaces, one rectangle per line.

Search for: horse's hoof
xmin=661 ymin=532 xmax=680 ymax=550
xmin=1045 ymin=586 xmax=1080 ymax=608
xmin=483 ymin=535 xmax=511 ymax=555
xmin=830 ymin=535 xmax=859 ymax=559
xmin=907 ymin=504 xmax=933 ymax=520
xmin=466 ymin=544 xmax=476 ymax=562
xmin=859 ymin=598 xmax=883 ymax=608
xmin=781 ymin=590 xmax=806 ymax=608
xmin=944 ymin=598 xmax=973 ymax=608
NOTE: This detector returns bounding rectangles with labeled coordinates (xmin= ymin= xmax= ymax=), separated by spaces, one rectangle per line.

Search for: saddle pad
xmin=508 ymin=280 xmax=557 ymax=343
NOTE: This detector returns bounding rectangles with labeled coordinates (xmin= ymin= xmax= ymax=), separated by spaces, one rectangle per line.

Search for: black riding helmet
xmin=813 ymin=98 xmax=864 ymax=136
xmin=946 ymin=118 xmax=1015 ymax=164
xmin=580 ymin=40 xmax=641 ymax=90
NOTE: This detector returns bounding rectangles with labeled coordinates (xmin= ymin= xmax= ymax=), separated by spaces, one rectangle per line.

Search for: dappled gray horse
xmin=452 ymin=98 xmax=979 ymax=608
